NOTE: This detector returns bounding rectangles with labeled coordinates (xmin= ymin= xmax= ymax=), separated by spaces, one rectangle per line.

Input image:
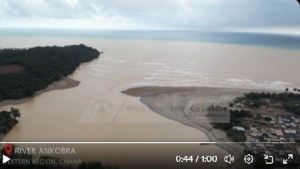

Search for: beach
xmin=1 ymin=37 xmax=300 ymax=168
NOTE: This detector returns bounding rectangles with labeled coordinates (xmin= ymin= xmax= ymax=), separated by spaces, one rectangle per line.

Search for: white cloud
xmin=0 ymin=0 xmax=299 ymax=31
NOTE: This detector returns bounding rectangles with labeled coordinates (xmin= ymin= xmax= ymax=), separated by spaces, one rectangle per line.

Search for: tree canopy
xmin=0 ymin=44 xmax=100 ymax=101
xmin=0 ymin=107 xmax=20 ymax=135
xmin=237 ymin=92 xmax=300 ymax=115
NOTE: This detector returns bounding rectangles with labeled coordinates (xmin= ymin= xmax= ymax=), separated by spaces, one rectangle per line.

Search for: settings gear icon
xmin=244 ymin=154 xmax=254 ymax=164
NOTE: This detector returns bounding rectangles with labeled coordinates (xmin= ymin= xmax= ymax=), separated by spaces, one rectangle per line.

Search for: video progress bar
xmin=0 ymin=142 xmax=296 ymax=144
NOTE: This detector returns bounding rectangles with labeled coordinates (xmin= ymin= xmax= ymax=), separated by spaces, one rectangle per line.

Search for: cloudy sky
xmin=0 ymin=0 xmax=299 ymax=34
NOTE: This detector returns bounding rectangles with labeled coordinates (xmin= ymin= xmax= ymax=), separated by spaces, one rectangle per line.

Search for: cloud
xmin=0 ymin=0 xmax=299 ymax=31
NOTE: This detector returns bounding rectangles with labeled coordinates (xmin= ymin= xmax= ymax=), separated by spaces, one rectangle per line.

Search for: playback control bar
xmin=0 ymin=142 xmax=300 ymax=169
xmin=175 ymin=153 xmax=297 ymax=166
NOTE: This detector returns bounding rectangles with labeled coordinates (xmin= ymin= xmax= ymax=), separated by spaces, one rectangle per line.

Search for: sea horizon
xmin=1 ymin=28 xmax=300 ymax=50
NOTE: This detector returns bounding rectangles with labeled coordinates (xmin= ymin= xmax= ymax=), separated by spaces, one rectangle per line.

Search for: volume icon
xmin=224 ymin=154 xmax=234 ymax=164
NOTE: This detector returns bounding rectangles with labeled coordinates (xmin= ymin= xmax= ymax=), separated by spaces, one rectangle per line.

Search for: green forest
xmin=234 ymin=92 xmax=300 ymax=115
xmin=0 ymin=107 xmax=20 ymax=135
xmin=0 ymin=44 xmax=100 ymax=101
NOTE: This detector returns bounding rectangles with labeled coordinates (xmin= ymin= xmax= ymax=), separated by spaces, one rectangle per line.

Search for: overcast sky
xmin=0 ymin=0 xmax=299 ymax=34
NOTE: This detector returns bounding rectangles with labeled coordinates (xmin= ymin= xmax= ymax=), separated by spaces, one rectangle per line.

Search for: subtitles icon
xmin=224 ymin=154 xmax=234 ymax=164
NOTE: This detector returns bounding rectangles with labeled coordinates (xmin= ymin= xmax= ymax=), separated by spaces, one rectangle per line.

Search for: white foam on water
xmin=225 ymin=78 xmax=291 ymax=90
xmin=102 ymin=59 xmax=126 ymax=63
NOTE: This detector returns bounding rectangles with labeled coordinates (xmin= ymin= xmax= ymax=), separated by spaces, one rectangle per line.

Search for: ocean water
xmin=1 ymin=28 xmax=300 ymax=50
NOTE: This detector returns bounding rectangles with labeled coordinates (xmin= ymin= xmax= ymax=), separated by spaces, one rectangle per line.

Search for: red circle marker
xmin=4 ymin=144 xmax=12 ymax=156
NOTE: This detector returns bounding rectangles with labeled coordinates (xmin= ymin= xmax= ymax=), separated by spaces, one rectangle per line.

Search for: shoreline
xmin=122 ymin=86 xmax=278 ymax=168
xmin=0 ymin=77 xmax=80 ymax=108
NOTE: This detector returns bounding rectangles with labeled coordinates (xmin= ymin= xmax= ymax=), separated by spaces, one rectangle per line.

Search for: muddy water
xmin=0 ymin=37 xmax=299 ymax=168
